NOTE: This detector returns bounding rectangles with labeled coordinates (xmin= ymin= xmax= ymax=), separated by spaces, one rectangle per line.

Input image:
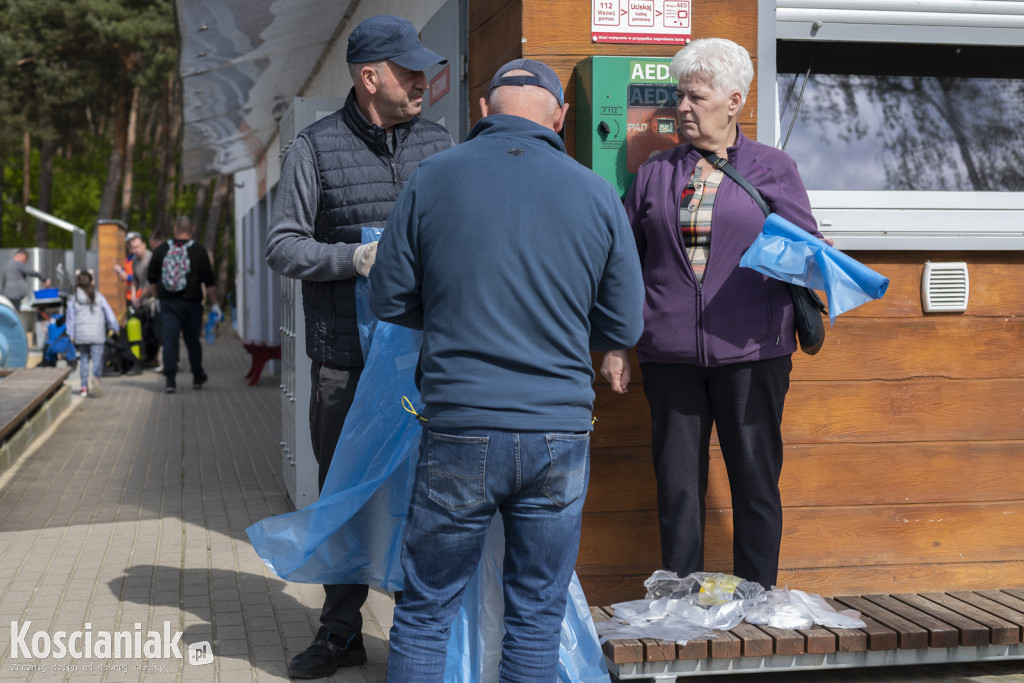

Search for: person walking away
xmin=370 ymin=58 xmax=644 ymax=681
xmin=66 ymin=271 xmax=119 ymax=398
xmin=604 ymin=38 xmax=829 ymax=591
xmin=264 ymin=14 xmax=452 ymax=679
xmin=2 ymin=249 xmax=50 ymax=311
xmin=147 ymin=216 xmax=219 ymax=394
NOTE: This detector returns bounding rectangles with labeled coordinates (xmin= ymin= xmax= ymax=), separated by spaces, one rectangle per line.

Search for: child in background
xmin=66 ymin=271 xmax=119 ymax=397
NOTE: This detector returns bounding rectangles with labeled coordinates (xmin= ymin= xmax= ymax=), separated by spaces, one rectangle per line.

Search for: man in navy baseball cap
xmin=267 ymin=12 xmax=453 ymax=680
xmin=487 ymin=58 xmax=565 ymax=107
xmin=344 ymin=15 xmax=448 ymax=131
xmin=347 ymin=14 xmax=446 ymax=71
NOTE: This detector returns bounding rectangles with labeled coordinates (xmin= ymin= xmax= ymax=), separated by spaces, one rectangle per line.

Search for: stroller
xmin=38 ymin=312 xmax=78 ymax=368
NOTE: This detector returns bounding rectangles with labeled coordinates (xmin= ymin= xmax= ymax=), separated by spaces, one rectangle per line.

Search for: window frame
xmin=757 ymin=0 xmax=1024 ymax=250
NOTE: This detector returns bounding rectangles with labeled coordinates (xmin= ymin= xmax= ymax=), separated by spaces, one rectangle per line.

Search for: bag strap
xmin=700 ymin=149 xmax=827 ymax=315
xmin=698 ymin=150 xmax=771 ymax=218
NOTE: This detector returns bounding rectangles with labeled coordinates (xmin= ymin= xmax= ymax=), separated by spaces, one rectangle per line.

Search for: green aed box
xmin=576 ymin=56 xmax=680 ymax=197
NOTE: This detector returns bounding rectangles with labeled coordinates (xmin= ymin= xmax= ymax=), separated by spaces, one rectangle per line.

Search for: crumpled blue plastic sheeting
xmin=245 ymin=314 xmax=421 ymax=588
xmin=247 ymin=228 xmax=610 ymax=682
xmin=739 ymin=214 xmax=890 ymax=323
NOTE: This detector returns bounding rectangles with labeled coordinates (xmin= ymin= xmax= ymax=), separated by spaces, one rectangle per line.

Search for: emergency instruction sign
xmin=592 ymin=0 xmax=691 ymax=44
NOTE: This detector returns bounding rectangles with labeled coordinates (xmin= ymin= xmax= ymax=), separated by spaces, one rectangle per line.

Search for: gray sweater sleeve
xmin=265 ymin=136 xmax=359 ymax=282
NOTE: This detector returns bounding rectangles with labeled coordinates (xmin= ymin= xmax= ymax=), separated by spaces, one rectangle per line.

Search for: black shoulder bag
xmin=700 ymin=151 xmax=827 ymax=355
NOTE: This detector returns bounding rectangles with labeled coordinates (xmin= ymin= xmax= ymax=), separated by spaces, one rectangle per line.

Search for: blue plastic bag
xmin=204 ymin=309 xmax=220 ymax=344
xmin=740 ymin=213 xmax=889 ymax=323
xmin=247 ymin=228 xmax=609 ymax=681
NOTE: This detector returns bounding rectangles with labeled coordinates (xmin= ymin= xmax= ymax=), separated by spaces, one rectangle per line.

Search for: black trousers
xmin=309 ymin=361 xmax=367 ymax=639
xmin=160 ymin=299 xmax=203 ymax=382
xmin=641 ymin=355 xmax=792 ymax=589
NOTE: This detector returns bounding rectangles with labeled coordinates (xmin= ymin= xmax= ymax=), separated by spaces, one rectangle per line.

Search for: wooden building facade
xmin=468 ymin=0 xmax=1024 ymax=606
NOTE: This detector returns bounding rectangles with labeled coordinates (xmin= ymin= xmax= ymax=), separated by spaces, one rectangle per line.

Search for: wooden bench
xmin=242 ymin=342 xmax=281 ymax=386
xmin=595 ymin=589 xmax=1024 ymax=680
xmin=0 ymin=367 xmax=71 ymax=443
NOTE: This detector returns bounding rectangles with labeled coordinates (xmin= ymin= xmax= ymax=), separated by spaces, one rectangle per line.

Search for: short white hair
xmin=669 ymin=38 xmax=753 ymax=105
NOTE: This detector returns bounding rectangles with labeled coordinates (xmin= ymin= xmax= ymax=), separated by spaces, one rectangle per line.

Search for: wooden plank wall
xmin=470 ymin=0 xmax=1024 ymax=606
xmin=470 ymin=0 xmax=758 ymax=147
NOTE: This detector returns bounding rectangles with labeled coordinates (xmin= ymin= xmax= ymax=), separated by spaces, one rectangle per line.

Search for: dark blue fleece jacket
xmin=370 ymin=114 xmax=644 ymax=432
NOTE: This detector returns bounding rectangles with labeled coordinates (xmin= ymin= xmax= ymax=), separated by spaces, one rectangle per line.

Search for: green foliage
xmin=0 ymin=0 xmax=229 ymax=260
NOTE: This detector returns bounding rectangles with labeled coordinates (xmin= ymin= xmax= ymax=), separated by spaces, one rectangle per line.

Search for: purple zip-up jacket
xmin=625 ymin=125 xmax=822 ymax=367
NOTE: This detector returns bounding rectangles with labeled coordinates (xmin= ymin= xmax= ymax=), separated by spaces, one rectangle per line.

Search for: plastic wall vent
xmin=922 ymin=262 xmax=969 ymax=313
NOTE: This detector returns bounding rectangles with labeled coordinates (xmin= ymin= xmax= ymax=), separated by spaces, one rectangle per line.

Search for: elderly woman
xmin=601 ymin=38 xmax=824 ymax=589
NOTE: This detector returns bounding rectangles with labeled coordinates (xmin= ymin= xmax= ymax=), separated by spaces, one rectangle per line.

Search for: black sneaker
xmin=165 ymin=381 xmax=176 ymax=394
xmin=287 ymin=632 xmax=366 ymax=678
xmin=193 ymin=372 xmax=208 ymax=390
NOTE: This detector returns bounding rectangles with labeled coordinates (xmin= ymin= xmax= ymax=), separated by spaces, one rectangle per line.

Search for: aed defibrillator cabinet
xmin=576 ymin=56 xmax=679 ymax=197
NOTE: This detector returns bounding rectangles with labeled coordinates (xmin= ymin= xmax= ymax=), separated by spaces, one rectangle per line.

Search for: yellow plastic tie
xmin=402 ymin=396 xmax=427 ymax=422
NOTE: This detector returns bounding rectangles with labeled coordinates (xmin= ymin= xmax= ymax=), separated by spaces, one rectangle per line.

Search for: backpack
xmin=161 ymin=239 xmax=193 ymax=292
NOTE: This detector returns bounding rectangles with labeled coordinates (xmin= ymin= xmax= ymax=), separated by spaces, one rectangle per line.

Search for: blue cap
xmin=487 ymin=58 xmax=564 ymax=106
xmin=346 ymin=15 xmax=446 ymax=71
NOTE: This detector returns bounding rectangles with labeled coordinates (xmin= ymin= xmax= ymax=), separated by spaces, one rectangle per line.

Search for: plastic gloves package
xmin=596 ymin=571 xmax=865 ymax=644
xmin=740 ymin=213 xmax=889 ymax=323
xmin=247 ymin=229 xmax=609 ymax=682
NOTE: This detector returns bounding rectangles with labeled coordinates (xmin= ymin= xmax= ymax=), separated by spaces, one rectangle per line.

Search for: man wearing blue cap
xmin=371 ymin=59 xmax=644 ymax=681
xmin=265 ymin=14 xmax=452 ymax=678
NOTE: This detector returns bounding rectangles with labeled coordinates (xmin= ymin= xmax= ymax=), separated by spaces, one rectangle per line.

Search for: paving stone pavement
xmin=0 ymin=335 xmax=394 ymax=682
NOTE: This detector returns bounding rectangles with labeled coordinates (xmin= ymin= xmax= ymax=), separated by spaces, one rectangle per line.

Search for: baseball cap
xmin=346 ymin=15 xmax=446 ymax=71
xmin=487 ymin=58 xmax=564 ymax=106
xmin=125 ymin=231 xmax=142 ymax=243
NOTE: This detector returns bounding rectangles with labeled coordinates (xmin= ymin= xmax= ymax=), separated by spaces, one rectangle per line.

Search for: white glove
xmin=353 ymin=242 xmax=378 ymax=277
xmin=211 ymin=303 xmax=223 ymax=319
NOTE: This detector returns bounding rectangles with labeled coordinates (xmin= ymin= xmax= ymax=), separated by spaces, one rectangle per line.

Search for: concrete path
xmin=0 ymin=334 xmax=393 ymax=681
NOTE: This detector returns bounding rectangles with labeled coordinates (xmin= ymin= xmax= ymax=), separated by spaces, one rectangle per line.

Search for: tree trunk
xmin=21 ymin=130 xmax=30 ymax=238
xmin=203 ymin=175 xmax=231 ymax=260
xmin=34 ymin=137 xmax=55 ymax=248
xmin=191 ymin=179 xmax=211 ymax=236
xmin=119 ymin=85 xmax=141 ymax=222
xmin=217 ymin=186 xmax=233 ymax=303
xmin=152 ymin=74 xmax=179 ymax=238
xmin=98 ymin=91 xmax=129 ymax=221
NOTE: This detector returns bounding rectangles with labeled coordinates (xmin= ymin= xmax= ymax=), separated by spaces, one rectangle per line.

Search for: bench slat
xmin=1003 ymin=589 xmax=1024 ymax=603
xmin=640 ymin=637 xmax=677 ymax=662
xmin=730 ymin=622 xmax=774 ymax=658
xmin=676 ymin=636 xmax=709 ymax=661
xmin=869 ymin=594 xmax=960 ymax=648
xmin=756 ymin=624 xmax=805 ymax=656
xmin=977 ymin=589 xmax=1024 ymax=614
xmin=592 ymin=606 xmax=643 ymax=664
xmin=798 ymin=624 xmax=838 ymax=654
xmin=920 ymin=592 xmax=1019 ymax=646
xmin=952 ymin=591 xmax=1024 ymax=642
xmin=835 ymin=595 xmax=926 ymax=650
xmin=708 ymin=630 xmax=742 ymax=659
xmin=823 ymin=598 xmax=872 ymax=652
xmin=890 ymin=593 xmax=987 ymax=647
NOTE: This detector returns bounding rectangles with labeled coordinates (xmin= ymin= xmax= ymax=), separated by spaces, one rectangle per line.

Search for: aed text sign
xmin=592 ymin=0 xmax=691 ymax=44
xmin=628 ymin=84 xmax=678 ymax=108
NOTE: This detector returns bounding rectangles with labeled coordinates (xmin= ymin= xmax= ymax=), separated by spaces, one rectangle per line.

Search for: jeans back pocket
xmin=541 ymin=433 xmax=590 ymax=507
xmin=425 ymin=431 xmax=488 ymax=511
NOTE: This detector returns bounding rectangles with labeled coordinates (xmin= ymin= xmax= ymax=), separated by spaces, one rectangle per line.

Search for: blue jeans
xmin=77 ymin=343 xmax=105 ymax=387
xmin=387 ymin=428 xmax=590 ymax=682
